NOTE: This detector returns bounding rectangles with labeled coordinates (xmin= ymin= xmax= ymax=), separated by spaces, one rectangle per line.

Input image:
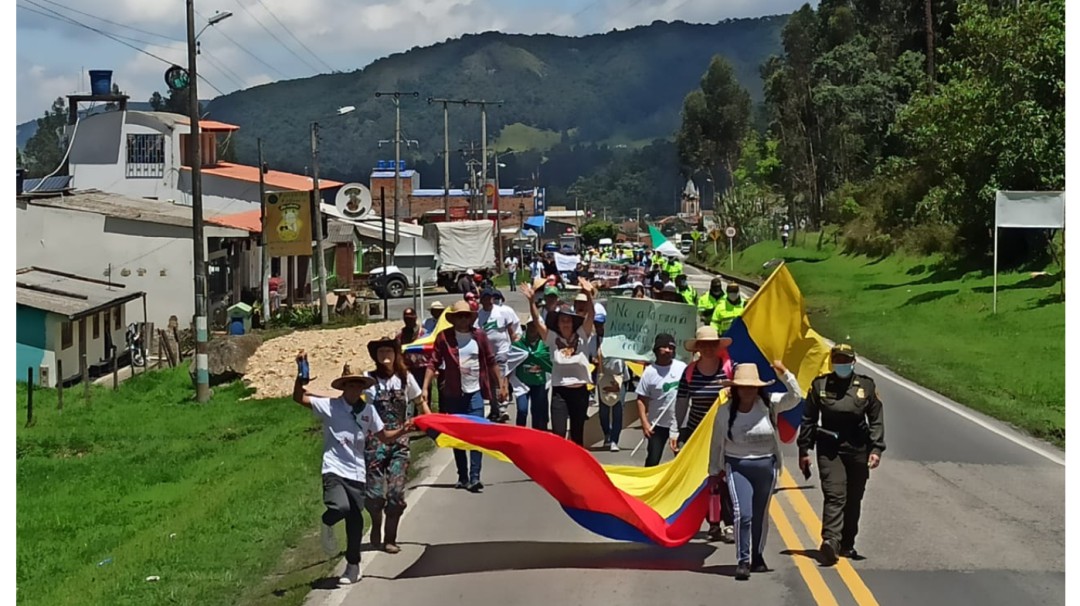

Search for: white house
xmin=16 ymin=190 xmax=255 ymax=329
xmin=16 ymin=267 xmax=146 ymax=388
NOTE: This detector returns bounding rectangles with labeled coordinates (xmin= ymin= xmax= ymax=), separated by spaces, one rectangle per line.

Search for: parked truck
xmin=423 ymin=220 xmax=497 ymax=293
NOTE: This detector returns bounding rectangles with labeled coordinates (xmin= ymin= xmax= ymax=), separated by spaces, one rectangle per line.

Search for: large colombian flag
xmin=410 ymin=263 xmax=830 ymax=547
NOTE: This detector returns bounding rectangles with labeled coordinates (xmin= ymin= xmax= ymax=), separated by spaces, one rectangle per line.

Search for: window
xmin=115 ymin=307 xmax=122 ymax=330
xmin=92 ymin=314 xmax=100 ymax=340
xmin=126 ymin=134 xmax=165 ymax=178
xmin=104 ymin=310 xmax=110 ymax=335
xmin=61 ymin=321 xmax=73 ymax=350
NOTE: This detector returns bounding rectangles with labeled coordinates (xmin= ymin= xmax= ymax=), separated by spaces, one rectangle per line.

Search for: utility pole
xmin=458 ymin=140 xmax=484 ymax=219
xmin=186 ymin=0 xmax=209 ymax=403
xmin=310 ymin=122 xmax=330 ymax=324
xmin=464 ymin=100 xmax=503 ymax=222
xmin=375 ymin=92 xmax=419 ymax=246
xmin=258 ymin=139 xmax=269 ymax=324
xmin=428 ymin=98 xmax=470 ymax=221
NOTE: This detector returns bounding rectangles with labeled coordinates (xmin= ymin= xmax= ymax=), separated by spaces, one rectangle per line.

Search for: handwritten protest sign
xmin=600 ymin=296 xmax=698 ymax=363
xmin=627 ymin=266 xmax=645 ymax=283
xmin=592 ymin=262 xmax=622 ymax=289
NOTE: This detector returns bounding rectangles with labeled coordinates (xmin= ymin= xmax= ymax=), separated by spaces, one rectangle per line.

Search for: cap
xmin=480 ymin=287 xmax=498 ymax=299
xmin=831 ymin=343 xmax=856 ymax=359
xmin=710 ymin=276 xmax=724 ymax=288
xmin=543 ymin=286 xmax=560 ymax=297
xmin=726 ymin=282 xmax=741 ymax=292
xmin=652 ymin=333 xmax=677 ymax=352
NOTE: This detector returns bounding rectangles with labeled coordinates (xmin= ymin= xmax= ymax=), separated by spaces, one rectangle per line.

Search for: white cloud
xmin=15 ymin=0 xmax=805 ymax=122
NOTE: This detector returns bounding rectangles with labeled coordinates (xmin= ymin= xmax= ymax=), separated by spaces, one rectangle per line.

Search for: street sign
xmin=484 ymin=183 xmax=496 ymax=198
xmin=164 ymin=65 xmax=189 ymax=92
xmin=725 ymin=226 xmax=737 ymax=239
xmin=334 ymin=183 xmax=372 ymax=220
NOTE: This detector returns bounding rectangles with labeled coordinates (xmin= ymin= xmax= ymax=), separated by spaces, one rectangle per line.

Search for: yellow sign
xmin=264 ymin=190 xmax=312 ymax=257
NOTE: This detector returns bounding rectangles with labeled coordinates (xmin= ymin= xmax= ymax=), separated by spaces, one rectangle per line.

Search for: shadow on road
xmin=389 ymin=541 xmax=720 ymax=579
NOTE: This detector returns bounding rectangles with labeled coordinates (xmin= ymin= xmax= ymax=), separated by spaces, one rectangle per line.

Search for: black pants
xmin=645 ymin=426 xmax=671 ymax=467
xmin=322 ymin=473 xmax=366 ymax=565
xmin=817 ymin=448 xmax=870 ymax=549
xmin=551 ymin=386 xmax=590 ymax=446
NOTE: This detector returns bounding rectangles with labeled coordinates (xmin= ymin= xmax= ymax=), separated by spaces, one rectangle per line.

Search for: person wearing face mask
xmin=797 ymin=343 xmax=885 ymax=566
xmin=675 ymin=274 xmax=697 ymax=306
xmin=697 ymin=277 xmax=726 ymax=324
xmin=711 ymin=282 xmax=747 ymax=334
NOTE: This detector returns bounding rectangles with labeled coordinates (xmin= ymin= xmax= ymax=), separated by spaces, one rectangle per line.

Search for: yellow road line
xmin=777 ymin=467 xmax=881 ymax=606
xmin=768 ymin=496 xmax=839 ymax=606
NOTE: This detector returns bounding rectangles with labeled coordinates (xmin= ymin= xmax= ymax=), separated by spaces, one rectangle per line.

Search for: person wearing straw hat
xmin=423 ymin=301 xmax=505 ymax=492
xmin=708 ymin=360 xmax=802 ymax=580
xmin=797 ymin=343 xmax=885 ymax=565
xmin=423 ymin=300 xmax=446 ymax=335
xmin=519 ymin=277 xmax=598 ymax=446
xmin=635 ymin=333 xmax=687 ymax=467
xmin=676 ymin=325 xmax=736 ymax=543
xmin=290 ymin=351 xmax=415 ymax=585
xmin=362 ymin=336 xmax=426 ymax=555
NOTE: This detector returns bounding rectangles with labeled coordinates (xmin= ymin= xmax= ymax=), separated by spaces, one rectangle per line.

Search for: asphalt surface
xmin=307 ymin=268 xmax=1064 ymax=606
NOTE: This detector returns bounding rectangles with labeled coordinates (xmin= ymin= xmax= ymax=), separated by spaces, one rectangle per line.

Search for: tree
xmin=103 ymin=83 xmax=123 ymax=110
xmin=149 ymin=91 xmax=165 ymax=111
xmin=579 ymin=220 xmax=618 ymax=245
xmin=150 ymin=88 xmax=203 ymax=115
xmin=22 ymin=97 xmax=67 ymax=178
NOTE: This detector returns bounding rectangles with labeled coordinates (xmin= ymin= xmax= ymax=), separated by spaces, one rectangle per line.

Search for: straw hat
xmin=685 ymin=325 xmax=733 ymax=352
xmin=721 ymin=364 xmax=775 ymax=388
xmin=331 ymin=370 xmax=376 ymax=391
xmin=445 ymin=300 xmax=478 ymax=322
xmin=429 ymin=300 xmax=446 ymax=311
xmin=550 ymin=305 xmax=584 ymax=334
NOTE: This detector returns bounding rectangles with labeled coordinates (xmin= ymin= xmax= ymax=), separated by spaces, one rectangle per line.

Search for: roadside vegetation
xmin=16 ymin=365 xmax=437 ymax=606
xmin=697 ymin=235 xmax=1064 ymax=447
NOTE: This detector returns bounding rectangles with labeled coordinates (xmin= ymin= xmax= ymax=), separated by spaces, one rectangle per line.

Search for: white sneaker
xmin=339 ymin=562 xmax=361 ymax=585
xmin=610 ymin=442 xmax=620 ymax=452
xmin=320 ymin=523 xmax=338 ymax=556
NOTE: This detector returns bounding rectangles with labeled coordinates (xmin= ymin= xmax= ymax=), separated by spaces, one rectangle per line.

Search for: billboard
xmin=264 ymin=190 xmax=313 ymax=257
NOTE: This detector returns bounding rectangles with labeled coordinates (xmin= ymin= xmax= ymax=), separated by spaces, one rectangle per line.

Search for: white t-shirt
xmin=635 ymin=360 xmax=687 ymax=437
xmin=476 ymin=306 xmax=514 ymax=356
xmin=498 ymin=304 xmax=521 ymax=343
xmin=544 ymin=328 xmax=595 ymax=387
xmin=456 ymin=331 xmax=482 ymax=394
xmin=310 ymin=397 xmax=385 ymax=482
xmin=506 ymin=257 xmax=519 ymax=272
xmin=725 ymin=401 xmax=776 ymax=459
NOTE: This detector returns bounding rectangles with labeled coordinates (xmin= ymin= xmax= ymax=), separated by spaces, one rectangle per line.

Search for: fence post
xmin=26 ymin=367 xmax=34 ymax=427
xmin=112 ymin=349 xmax=119 ymax=390
xmin=56 ymin=359 xmax=64 ymax=412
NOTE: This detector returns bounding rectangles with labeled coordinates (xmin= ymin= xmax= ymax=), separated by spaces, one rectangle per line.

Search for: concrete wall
xmin=16 ymin=306 xmax=47 ymax=385
xmin=15 ymin=306 xmax=125 ymax=388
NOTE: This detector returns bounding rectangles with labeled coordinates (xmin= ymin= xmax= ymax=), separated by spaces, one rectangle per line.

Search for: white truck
xmin=370 ymin=220 xmax=488 ymax=296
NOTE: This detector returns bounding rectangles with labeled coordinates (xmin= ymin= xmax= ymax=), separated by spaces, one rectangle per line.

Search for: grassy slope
xmin=698 ymin=235 xmax=1065 ymax=447
xmin=495 ymin=123 xmax=562 ymax=152
xmin=16 ymin=367 xmax=437 ymax=606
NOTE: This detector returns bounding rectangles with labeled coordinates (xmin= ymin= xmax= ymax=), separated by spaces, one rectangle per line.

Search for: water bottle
xmin=297 ymin=355 xmax=310 ymax=381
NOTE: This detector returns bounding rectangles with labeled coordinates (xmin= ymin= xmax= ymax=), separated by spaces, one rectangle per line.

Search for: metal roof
xmin=326 ymin=222 xmax=356 ymax=244
xmin=370 ymin=170 xmax=418 ymax=178
xmin=16 ymin=267 xmax=145 ymax=320
xmin=22 ymin=175 xmax=74 ymax=194
xmin=23 ymin=190 xmax=249 ymax=237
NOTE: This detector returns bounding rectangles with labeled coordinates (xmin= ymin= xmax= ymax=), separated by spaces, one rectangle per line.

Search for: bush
xmin=269 ymin=305 xmax=318 ymax=329
xmin=898 ymin=222 xmax=958 ymax=256
xmin=841 ymin=214 xmax=896 ymax=257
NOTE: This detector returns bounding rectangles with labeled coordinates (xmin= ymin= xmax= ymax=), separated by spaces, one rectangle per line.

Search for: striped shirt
xmin=676 ymin=363 xmax=728 ymax=437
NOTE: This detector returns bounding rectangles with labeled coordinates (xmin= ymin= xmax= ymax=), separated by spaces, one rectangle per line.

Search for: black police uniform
xmin=797 ymin=372 xmax=885 ymax=557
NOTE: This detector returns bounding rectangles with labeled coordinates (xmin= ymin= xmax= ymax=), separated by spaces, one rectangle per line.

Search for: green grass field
xmin=697 ymin=235 xmax=1065 ymax=447
xmin=16 ymin=367 xmax=437 ymax=606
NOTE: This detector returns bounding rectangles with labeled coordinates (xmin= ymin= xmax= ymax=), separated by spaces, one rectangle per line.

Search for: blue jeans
xmin=445 ymin=391 xmax=484 ymax=485
xmin=515 ymin=383 xmax=550 ymax=430
xmin=725 ymin=456 xmax=778 ymax=565
xmin=598 ymin=401 xmax=624 ymax=444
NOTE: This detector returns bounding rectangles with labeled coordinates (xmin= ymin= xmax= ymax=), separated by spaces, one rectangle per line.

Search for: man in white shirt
xmin=505 ymin=255 xmax=520 ymax=286
xmin=477 ymin=288 xmax=518 ymax=422
xmin=635 ymin=333 xmax=687 ymax=467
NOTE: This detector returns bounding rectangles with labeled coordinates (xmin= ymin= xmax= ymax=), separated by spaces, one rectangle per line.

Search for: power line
xmin=251 ymin=0 xmax=335 ymax=73
xmin=196 ymin=9 xmax=290 ymax=80
xmin=36 ymin=0 xmax=181 ymax=42
xmin=200 ymin=51 xmax=246 ymax=91
xmin=230 ymin=0 xmax=321 ymax=74
xmin=17 ymin=1 xmax=226 ymax=97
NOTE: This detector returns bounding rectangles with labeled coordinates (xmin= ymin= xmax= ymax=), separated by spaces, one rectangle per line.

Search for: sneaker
xmin=751 ymin=556 xmax=769 ymax=573
xmin=609 ymin=442 xmax=620 ymax=452
xmin=320 ymin=523 xmax=338 ymax=556
xmin=721 ymin=525 xmax=735 ymax=544
xmin=338 ymin=562 xmax=361 ymax=585
xmin=467 ymin=481 xmax=484 ymax=493
xmin=820 ymin=540 xmax=839 ymax=566
xmin=454 ymin=480 xmax=467 ymax=490
xmin=734 ymin=562 xmax=750 ymax=580
xmin=840 ymin=547 xmax=860 ymax=559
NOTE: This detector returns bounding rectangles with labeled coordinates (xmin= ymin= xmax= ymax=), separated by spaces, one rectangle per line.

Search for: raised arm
xmin=578 ymin=277 xmax=596 ymax=336
xmin=766 ymin=360 xmax=804 ymax=413
xmin=518 ymin=283 xmax=549 ymax=341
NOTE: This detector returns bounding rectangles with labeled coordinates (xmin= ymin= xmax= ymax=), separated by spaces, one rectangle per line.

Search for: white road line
xmin=689 ymin=263 xmax=1066 ymax=467
xmin=308 ymin=448 xmax=456 ymax=606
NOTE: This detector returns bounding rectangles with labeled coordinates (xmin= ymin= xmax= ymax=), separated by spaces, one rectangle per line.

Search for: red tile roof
xmin=206 ymin=208 xmax=262 ymax=233
xmin=173 ymin=116 xmax=241 ymax=132
xmin=186 ymin=162 xmax=343 ymax=191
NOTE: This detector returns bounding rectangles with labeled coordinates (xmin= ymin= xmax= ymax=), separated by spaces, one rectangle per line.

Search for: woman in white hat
xmin=422 ymin=300 xmax=446 ymax=335
xmin=675 ymin=325 xmax=735 ymax=543
xmin=708 ymin=361 xmax=802 ymax=581
xmin=291 ymin=351 xmax=415 ymax=585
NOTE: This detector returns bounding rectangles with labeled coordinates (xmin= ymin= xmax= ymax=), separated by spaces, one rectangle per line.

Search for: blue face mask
xmin=833 ymin=363 xmax=854 ymax=379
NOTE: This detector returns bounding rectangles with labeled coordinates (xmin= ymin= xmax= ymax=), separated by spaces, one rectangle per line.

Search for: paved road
xmin=311 ymin=268 xmax=1064 ymax=606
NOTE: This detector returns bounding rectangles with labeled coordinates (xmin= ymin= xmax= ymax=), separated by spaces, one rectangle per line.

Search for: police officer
xmin=710 ymin=282 xmax=746 ymax=334
xmin=697 ymin=277 xmax=726 ymax=324
xmin=674 ymin=274 xmax=697 ymax=306
xmin=797 ymin=343 xmax=885 ymax=566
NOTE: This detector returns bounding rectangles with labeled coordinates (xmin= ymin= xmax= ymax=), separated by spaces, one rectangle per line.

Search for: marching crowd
xmin=288 ymin=245 xmax=886 ymax=585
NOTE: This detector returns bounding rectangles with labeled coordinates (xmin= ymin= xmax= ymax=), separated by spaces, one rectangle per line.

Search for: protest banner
xmin=592 ymin=262 xmax=622 ymax=289
xmin=554 ymin=253 xmax=580 ymax=272
xmin=627 ymin=266 xmax=645 ymax=283
xmin=600 ymin=296 xmax=698 ymax=363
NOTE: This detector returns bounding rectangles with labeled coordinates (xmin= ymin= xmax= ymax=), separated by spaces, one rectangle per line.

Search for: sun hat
xmin=366 ymin=335 xmax=400 ymax=363
xmin=429 ymin=300 xmax=446 ymax=311
xmin=550 ymin=305 xmax=584 ymax=334
xmin=331 ymin=370 xmax=376 ymax=391
xmin=445 ymin=300 xmax=478 ymax=322
xmin=684 ymin=325 xmax=733 ymax=352
xmin=721 ymin=364 xmax=776 ymax=388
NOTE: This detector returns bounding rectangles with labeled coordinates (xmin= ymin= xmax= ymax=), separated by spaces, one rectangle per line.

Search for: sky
xmin=14 ymin=0 xmax=808 ymax=124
